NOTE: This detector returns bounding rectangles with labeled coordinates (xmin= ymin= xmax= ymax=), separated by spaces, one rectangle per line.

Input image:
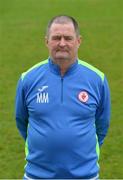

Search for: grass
xmin=0 ymin=0 xmax=123 ymax=178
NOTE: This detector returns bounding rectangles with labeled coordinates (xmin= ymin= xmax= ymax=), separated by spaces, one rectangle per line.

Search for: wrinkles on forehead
xmin=51 ymin=35 xmax=74 ymax=41
xmin=48 ymin=23 xmax=77 ymax=38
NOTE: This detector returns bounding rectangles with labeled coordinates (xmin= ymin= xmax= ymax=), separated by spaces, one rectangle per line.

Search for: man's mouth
xmin=56 ymin=49 xmax=68 ymax=52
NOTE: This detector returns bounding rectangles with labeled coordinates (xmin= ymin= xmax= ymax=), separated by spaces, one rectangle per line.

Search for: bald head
xmin=46 ymin=15 xmax=80 ymax=38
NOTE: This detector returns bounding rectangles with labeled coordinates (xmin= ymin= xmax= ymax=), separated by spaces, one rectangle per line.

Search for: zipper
xmin=61 ymin=77 xmax=64 ymax=103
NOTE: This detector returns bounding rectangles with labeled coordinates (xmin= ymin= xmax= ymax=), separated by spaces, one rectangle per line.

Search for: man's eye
xmin=65 ymin=37 xmax=73 ymax=41
xmin=52 ymin=36 xmax=61 ymax=40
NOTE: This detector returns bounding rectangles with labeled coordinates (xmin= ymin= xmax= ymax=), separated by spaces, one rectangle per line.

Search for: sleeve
xmin=95 ymin=75 xmax=111 ymax=147
xmin=15 ymin=77 xmax=29 ymax=141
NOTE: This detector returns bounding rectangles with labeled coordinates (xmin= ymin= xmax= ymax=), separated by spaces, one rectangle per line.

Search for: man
xmin=15 ymin=15 xmax=111 ymax=179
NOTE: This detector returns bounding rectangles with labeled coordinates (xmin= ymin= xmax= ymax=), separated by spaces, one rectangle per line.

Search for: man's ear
xmin=78 ymin=35 xmax=82 ymax=48
xmin=45 ymin=36 xmax=48 ymax=47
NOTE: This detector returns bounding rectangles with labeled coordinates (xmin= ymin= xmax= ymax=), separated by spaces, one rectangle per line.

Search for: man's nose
xmin=59 ymin=37 xmax=66 ymax=46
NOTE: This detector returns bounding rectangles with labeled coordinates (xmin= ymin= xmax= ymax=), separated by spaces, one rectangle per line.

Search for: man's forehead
xmin=49 ymin=22 xmax=75 ymax=34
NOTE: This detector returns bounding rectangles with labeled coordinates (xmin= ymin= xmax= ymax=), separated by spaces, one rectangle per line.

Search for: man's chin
xmin=55 ymin=56 xmax=70 ymax=61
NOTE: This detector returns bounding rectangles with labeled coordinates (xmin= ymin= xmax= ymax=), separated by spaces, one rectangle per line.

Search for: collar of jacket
xmin=48 ymin=58 xmax=78 ymax=77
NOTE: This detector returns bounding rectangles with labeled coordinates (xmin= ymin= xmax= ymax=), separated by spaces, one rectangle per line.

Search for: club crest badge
xmin=78 ymin=91 xmax=89 ymax=103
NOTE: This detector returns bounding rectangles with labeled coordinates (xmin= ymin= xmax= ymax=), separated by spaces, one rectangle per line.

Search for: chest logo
xmin=36 ymin=86 xmax=49 ymax=103
xmin=78 ymin=91 xmax=89 ymax=103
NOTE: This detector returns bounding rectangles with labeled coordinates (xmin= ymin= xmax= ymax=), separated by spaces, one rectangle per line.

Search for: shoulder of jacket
xmin=78 ymin=59 xmax=104 ymax=82
xmin=21 ymin=59 xmax=48 ymax=81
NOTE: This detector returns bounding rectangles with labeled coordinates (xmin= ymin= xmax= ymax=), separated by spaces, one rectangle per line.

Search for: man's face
xmin=46 ymin=22 xmax=81 ymax=63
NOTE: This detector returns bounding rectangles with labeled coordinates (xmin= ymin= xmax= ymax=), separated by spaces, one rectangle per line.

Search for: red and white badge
xmin=78 ymin=91 xmax=89 ymax=103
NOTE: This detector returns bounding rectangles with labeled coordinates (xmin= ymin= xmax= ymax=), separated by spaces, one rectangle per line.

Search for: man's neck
xmin=60 ymin=67 xmax=68 ymax=76
xmin=51 ymin=58 xmax=77 ymax=76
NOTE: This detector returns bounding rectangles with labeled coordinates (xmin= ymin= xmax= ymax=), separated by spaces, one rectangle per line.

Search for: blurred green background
xmin=0 ymin=0 xmax=123 ymax=178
